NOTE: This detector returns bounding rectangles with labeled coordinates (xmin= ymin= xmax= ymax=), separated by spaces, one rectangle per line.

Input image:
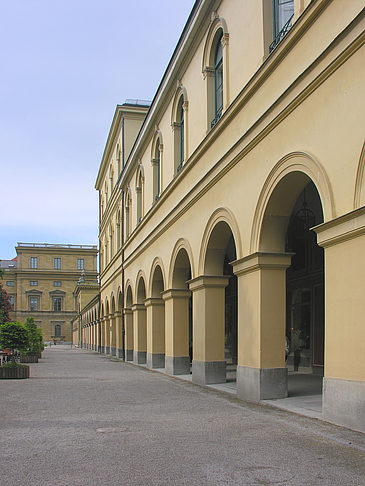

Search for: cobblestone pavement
xmin=0 ymin=346 xmax=364 ymax=486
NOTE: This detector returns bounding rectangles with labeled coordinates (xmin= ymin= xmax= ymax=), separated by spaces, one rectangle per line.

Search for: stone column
xmin=115 ymin=311 xmax=123 ymax=359
xmin=123 ymin=308 xmax=134 ymax=361
xmin=162 ymin=289 xmax=191 ymax=375
xmin=232 ymin=252 xmax=292 ymax=402
xmin=315 ymin=207 xmax=365 ymax=432
xmin=189 ymin=276 xmax=229 ymax=385
xmin=132 ymin=304 xmax=147 ymax=364
xmin=145 ymin=298 xmax=165 ymax=369
xmin=105 ymin=316 xmax=111 ymax=355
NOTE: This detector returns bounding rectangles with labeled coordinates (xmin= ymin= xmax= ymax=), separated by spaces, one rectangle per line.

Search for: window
xmin=54 ymin=281 xmax=61 ymax=287
xmin=6 ymin=281 xmax=14 ymax=287
xmin=172 ymin=88 xmax=188 ymax=174
xmin=54 ymin=258 xmax=61 ymax=270
xmin=213 ymin=35 xmax=223 ymax=126
xmin=270 ymin=0 xmax=294 ymax=52
xmin=9 ymin=296 xmax=15 ymax=308
xmin=30 ymin=257 xmax=38 ymax=269
xmin=125 ymin=190 xmax=131 ymax=239
xmin=152 ymin=138 xmax=161 ymax=200
xmin=136 ymin=166 xmax=144 ymax=224
xmin=53 ymin=297 xmax=62 ymax=312
xmin=54 ymin=324 xmax=62 ymax=337
xmin=77 ymin=258 xmax=84 ymax=270
xmin=29 ymin=296 xmax=39 ymax=311
xmin=30 ymin=281 xmax=38 ymax=286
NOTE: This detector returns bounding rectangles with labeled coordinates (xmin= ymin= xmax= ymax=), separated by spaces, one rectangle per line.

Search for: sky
xmin=0 ymin=0 xmax=195 ymax=260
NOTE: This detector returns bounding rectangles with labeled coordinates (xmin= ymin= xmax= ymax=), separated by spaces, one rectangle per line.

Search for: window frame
xmin=54 ymin=258 xmax=61 ymax=270
xmin=30 ymin=257 xmax=38 ymax=269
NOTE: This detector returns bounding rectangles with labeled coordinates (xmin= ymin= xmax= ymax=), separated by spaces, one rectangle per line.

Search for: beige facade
xmin=1 ymin=243 xmax=98 ymax=343
xmin=94 ymin=0 xmax=365 ymax=432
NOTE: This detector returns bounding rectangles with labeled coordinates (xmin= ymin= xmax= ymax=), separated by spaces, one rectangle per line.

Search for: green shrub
xmin=1 ymin=361 xmax=28 ymax=369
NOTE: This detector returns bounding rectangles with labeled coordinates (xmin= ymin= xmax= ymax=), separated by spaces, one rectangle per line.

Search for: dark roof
xmin=0 ymin=259 xmax=17 ymax=269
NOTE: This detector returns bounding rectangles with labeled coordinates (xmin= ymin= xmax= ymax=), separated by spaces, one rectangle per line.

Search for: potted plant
xmin=0 ymin=322 xmax=30 ymax=379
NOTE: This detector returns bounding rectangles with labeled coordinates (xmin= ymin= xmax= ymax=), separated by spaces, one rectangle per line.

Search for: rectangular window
xmin=54 ymin=324 xmax=62 ymax=337
xmin=77 ymin=258 xmax=84 ymax=270
xmin=29 ymin=296 xmax=39 ymax=311
xmin=54 ymin=281 xmax=62 ymax=287
xmin=9 ymin=296 xmax=15 ymax=308
xmin=54 ymin=258 xmax=61 ymax=270
xmin=30 ymin=257 xmax=38 ymax=269
xmin=53 ymin=297 xmax=62 ymax=312
xmin=30 ymin=280 xmax=38 ymax=286
xmin=6 ymin=281 xmax=14 ymax=287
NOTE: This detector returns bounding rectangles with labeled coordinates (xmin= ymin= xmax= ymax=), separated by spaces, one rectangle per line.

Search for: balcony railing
xmin=269 ymin=14 xmax=294 ymax=53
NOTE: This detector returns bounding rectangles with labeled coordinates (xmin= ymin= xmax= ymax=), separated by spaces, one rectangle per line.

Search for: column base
xmin=237 ymin=366 xmax=287 ymax=401
xmin=134 ymin=351 xmax=146 ymax=364
xmin=111 ymin=347 xmax=116 ymax=357
xmin=147 ymin=353 xmax=165 ymax=369
xmin=105 ymin=346 xmax=110 ymax=355
xmin=116 ymin=348 xmax=123 ymax=359
xmin=323 ymin=377 xmax=365 ymax=433
xmin=100 ymin=346 xmax=105 ymax=354
xmin=126 ymin=349 xmax=133 ymax=361
xmin=165 ymin=356 xmax=190 ymax=375
xmin=192 ymin=360 xmax=226 ymax=385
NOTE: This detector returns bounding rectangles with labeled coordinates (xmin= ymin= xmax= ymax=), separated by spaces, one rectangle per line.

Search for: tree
xmin=0 ymin=322 xmax=29 ymax=360
xmin=24 ymin=317 xmax=43 ymax=355
xmin=0 ymin=281 xmax=12 ymax=326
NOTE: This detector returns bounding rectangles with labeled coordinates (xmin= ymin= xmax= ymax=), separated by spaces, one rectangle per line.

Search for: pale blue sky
xmin=0 ymin=0 xmax=195 ymax=259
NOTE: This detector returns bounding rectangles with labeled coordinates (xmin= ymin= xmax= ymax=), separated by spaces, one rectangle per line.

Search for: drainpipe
xmin=121 ymin=115 xmax=126 ymax=361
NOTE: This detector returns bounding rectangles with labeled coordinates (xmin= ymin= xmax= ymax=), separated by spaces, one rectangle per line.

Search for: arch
xmin=135 ymin=271 xmax=147 ymax=304
xmin=171 ymin=85 xmax=188 ymax=126
xmin=105 ymin=298 xmax=110 ymax=317
xmin=201 ymin=15 xmax=229 ymax=72
xmin=148 ymin=258 xmax=166 ymax=297
xmin=117 ymin=289 xmax=123 ymax=311
xmin=250 ymin=152 xmax=335 ymax=253
xmin=124 ymin=186 xmax=132 ymax=238
xmin=116 ymin=209 xmax=121 ymax=249
xmin=111 ymin=293 xmax=116 ymax=314
xmin=198 ymin=208 xmax=242 ymax=275
xmin=354 ymin=142 xmax=365 ymax=209
xmin=168 ymin=238 xmax=195 ymax=289
xmin=100 ymin=302 xmax=105 ymax=318
xmin=125 ymin=281 xmax=133 ymax=308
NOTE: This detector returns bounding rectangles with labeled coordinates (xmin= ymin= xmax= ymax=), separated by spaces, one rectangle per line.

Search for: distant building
xmin=1 ymin=243 xmax=98 ymax=343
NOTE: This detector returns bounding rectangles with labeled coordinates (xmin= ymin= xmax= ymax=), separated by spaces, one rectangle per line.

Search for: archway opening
xmin=204 ymin=221 xmax=237 ymax=383
xmin=125 ymin=285 xmax=134 ymax=361
xmin=260 ymin=173 xmax=324 ymax=399
xmin=285 ymin=182 xmax=324 ymax=383
xmin=149 ymin=265 xmax=165 ymax=368
xmin=172 ymin=248 xmax=193 ymax=364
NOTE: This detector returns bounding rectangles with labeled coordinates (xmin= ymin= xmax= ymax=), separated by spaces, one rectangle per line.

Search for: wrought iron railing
xmin=210 ymin=108 xmax=223 ymax=129
xmin=269 ymin=14 xmax=294 ymax=53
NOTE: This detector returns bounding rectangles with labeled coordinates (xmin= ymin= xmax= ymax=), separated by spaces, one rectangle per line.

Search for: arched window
xmin=213 ymin=34 xmax=223 ymax=125
xmin=152 ymin=134 xmax=163 ymax=201
xmin=202 ymin=16 xmax=229 ymax=130
xmin=136 ymin=166 xmax=144 ymax=224
xmin=125 ymin=189 xmax=131 ymax=238
xmin=116 ymin=211 xmax=121 ymax=249
xmin=110 ymin=165 xmax=114 ymax=192
xmin=116 ymin=145 xmax=121 ymax=175
xmin=109 ymin=225 xmax=113 ymax=260
xmin=172 ymin=86 xmax=188 ymax=174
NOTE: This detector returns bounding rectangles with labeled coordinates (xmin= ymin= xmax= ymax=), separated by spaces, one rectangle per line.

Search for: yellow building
xmin=92 ymin=0 xmax=365 ymax=432
xmin=1 ymin=243 xmax=98 ymax=343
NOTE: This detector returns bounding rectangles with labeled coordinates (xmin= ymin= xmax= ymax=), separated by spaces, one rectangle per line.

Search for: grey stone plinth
xmin=105 ymin=346 xmax=110 ymax=355
xmin=192 ymin=360 xmax=226 ymax=385
xmin=323 ymin=377 xmax=365 ymax=433
xmin=111 ymin=347 xmax=116 ymax=357
xmin=237 ymin=366 xmax=288 ymax=402
xmin=126 ymin=349 xmax=133 ymax=361
xmin=116 ymin=348 xmax=123 ymax=359
xmin=147 ymin=353 xmax=165 ymax=369
xmin=165 ymin=356 xmax=190 ymax=375
xmin=134 ymin=351 xmax=146 ymax=365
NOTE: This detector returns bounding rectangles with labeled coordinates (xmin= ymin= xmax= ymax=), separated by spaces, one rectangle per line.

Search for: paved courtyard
xmin=0 ymin=346 xmax=364 ymax=486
